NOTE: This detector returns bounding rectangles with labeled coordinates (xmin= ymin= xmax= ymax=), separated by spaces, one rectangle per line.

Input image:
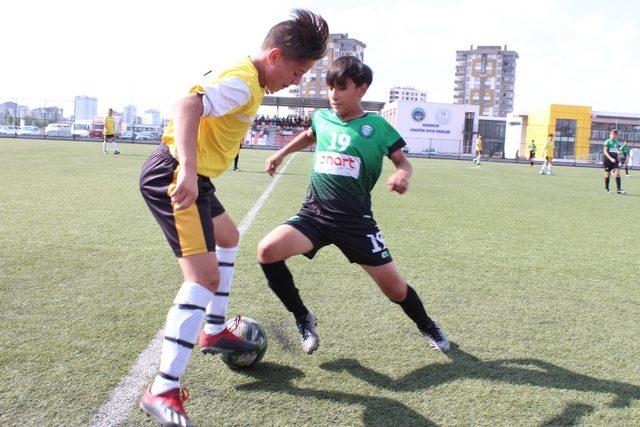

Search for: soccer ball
xmin=219 ymin=316 xmax=268 ymax=369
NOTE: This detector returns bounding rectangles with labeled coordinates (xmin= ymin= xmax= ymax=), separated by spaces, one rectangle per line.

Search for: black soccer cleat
xmin=421 ymin=321 xmax=450 ymax=353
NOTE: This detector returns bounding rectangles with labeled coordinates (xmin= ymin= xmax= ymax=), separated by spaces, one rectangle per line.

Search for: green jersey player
xmin=257 ymin=56 xmax=450 ymax=354
xmin=603 ymin=130 xmax=625 ymax=194
xmin=620 ymin=139 xmax=631 ymax=177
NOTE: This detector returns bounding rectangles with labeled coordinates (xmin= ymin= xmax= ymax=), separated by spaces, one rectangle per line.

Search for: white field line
xmin=90 ymin=154 xmax=298 ymax=426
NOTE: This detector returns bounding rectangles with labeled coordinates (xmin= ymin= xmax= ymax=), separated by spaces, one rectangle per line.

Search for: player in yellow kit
xmin=138 ymin=10 xmax=329 ymax=426
xmin=472 ymin=135 xmax=483 ymax=165
xmin=539 ymin=134 xmax=554 ymax=175
xmin=102 ymin=108 xmax=119 ymax=155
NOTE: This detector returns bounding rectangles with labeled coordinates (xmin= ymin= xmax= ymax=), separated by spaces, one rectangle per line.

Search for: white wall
xmin=505 ymin=114 xmax=526 ymax=159
xmin=382 ymin=101 xmax=479 ymax=154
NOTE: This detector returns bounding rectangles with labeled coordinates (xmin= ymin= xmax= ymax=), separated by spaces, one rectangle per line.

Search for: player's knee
xmin=217 ymin=226 xmax=240 ymax=247
xmin=197 ymin=270 xmax=220 ymax=293
xmin=257 ymin=239 xmax=281 ymax=264
xmin=381 ymin=281 xmax=408 ymax=302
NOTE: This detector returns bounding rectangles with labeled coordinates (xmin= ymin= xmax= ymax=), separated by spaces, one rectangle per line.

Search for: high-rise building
xmin=292 ymin=33 xmax=366 ymax=101
xmin=144 ymin=109 xmax=162 ymax=126
xmin=73 ymin=96 xmax=98 ymax=120
xmin=31 ymin=106 xmax=63 ymax=122
xmin=389 ymin=86 xmax=427 ymax=103
xmin=453 ymin=45 xmax=518 ymax=117
xmin=122 ymin=105 xmax=137 ymax=129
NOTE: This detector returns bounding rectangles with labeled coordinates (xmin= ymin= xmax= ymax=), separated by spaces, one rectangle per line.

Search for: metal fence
xmin=2 ymin=96 xmax=638 ymax=168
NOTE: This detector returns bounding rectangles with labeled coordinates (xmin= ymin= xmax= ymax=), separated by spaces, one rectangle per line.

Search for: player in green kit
xmin=528 ymin=140 xmax=536 ymax=167
xmin=619 ymin=139 xmax=631 ymax=177
xmin=603 ymin=129 xmax=625 ymax=194
xmin=257 ymin=56 xmax=450 ymax=354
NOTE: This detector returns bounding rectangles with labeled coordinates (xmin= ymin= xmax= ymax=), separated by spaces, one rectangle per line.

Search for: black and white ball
xmin=219 ymin=316 xmax=268 ymax=369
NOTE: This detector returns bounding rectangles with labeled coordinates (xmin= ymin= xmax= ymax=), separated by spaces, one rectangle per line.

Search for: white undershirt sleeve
xmin=201 ymin=78 xmax=251 ymax=117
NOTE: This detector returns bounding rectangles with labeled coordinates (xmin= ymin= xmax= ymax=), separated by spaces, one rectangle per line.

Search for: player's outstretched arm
xmin=170 ymin=92 xmax=203 ymax=210
xmin=386 ymin=149 xmax=413 ymax=194
xmin=265 ymin=128 xmax=315 ymax=176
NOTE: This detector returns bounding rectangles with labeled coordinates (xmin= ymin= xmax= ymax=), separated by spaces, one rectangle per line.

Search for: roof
xmin=261 ymin=96 xmax=386 ymax=112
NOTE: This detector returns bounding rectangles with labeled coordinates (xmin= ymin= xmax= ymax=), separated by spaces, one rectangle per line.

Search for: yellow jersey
xmin=162 ymin=56 xmax=264 ymax=178
xmin=104 ymin=116 xmax=115 ymax=135
xmin=476 ymin=139 xmax=482 ymax=151
xmin=543 ymin=139 xmax=554 ymax=157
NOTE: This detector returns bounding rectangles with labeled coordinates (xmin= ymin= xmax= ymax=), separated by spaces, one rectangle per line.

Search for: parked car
xmin=119 ymin=130 xmax=134 ymax=140
xmin=422 ymin=147 xmax=440 ymax=155
xmin=71 ymin=121 xmax=90 ymax=138
xmin=44 ymin=123 xmax=71 ymax=137
xmin=135 ymin=131 xmax=160 ymax=140
xmin=0 ymin=125 xmax=19 ymax=135
xmin=17 ymin=126 xmax=42 ymax=136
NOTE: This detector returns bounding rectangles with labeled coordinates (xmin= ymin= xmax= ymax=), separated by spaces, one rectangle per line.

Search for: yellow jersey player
xmin=102 ymin=108 xmax=119 ymax=155
xmin=138 ymin=10 xmax=329 ymax=426
xmin=540 ymin=134 xmax=554 ymax=175
xmin=473 ymin=135 xmax=483 ymax=165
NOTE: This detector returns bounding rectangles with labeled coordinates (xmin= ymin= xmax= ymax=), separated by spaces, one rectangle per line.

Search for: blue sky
xmin=2 ymin=0 xmax=638 ymax=117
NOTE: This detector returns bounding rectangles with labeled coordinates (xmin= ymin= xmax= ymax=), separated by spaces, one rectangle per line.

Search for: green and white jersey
xmin=529 ymin=143 xmax=536 ymax=152
xmin=620 ymin=144 xmax=630 ymax=155
xmin=604 ymin=138 xmax=620 ymax=154
xmin=301 ymin=109 xmax=405 ymax=220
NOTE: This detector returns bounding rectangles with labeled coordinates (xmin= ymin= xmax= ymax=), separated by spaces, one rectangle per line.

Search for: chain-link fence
xmin=0 ymin=97 xmax=161 ymax=144
xmin=2 ymin=96 xmax=639 ymax=168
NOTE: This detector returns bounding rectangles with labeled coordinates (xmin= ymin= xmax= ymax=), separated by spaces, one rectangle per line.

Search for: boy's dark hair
xmin=262 ymin=9 xmax=329 ymax=61
xmin=611 ymin=129 xmax=618 ymax=134
xmin=326 ymin=56 xmax=373 ymax=88
xmin=548 ymin=133 xmax=554 ymax=137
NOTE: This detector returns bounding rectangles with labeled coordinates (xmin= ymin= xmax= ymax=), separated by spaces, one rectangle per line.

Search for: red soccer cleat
xmin=199 ymin=327 xmax=259 ymax=355
xmin=140 ymin=384 xmax=193 ymax=426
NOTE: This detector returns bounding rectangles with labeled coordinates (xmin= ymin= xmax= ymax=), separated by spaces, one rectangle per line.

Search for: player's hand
xmin=170 ymin=168 xmax=198 ymax=210
xmin=387 ymin=170 xmax=409 ymax=194
xmin=265 ymin=153 xmax=284 ymax=177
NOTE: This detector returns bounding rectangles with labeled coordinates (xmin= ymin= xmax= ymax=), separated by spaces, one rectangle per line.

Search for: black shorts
xmin=604 ymin=154 xmax=619 ymax=172
xmin=286 ymin=211 xmax=393 ymax=266
xmin=529 ymin=150 xmax=535 ymax=158
xmin=139 ymin=144 xmax=225 ymax=257
xmin=619 ymin=154 xmax=628 ymax=165
xmin=104 ymin=134 xmax=116 ymax=141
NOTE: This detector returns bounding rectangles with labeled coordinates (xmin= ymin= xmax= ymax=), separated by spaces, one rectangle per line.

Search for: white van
xmin=70 ymin=120 xmax=91 ymax=138
xmin=45 ymin=123 xmax=71 ymax=137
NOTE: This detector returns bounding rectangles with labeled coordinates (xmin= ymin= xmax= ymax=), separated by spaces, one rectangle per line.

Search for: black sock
xmin=625 ymin=166 xmax=629 ymax=175
xmin=616 ymin=176 xmax=621 ymax=190
xmin=394 ymin=284 xmax=434 ymax=332
xmin=260 ymin=261 xmax=308 ymax=318
xmin=605 ymin=176 xmax=610 ymax=190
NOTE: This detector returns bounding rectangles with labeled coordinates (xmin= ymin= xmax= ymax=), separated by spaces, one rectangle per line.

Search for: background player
xmin=603 ymin=130 xmax=625 ymax=194
xmin=540 ymin=134 xmax=554 ymax=175
xmin=619 ymin=139 xmax=631 ymax=177
xmin=257 ymin=56 xmax=450 ymax=358
xmin=473 ymin=135 xmax=483 ymax=165
xmin=102 ymin=108 xmax=119 ymax=155
xmin=528 ymin=139 xmax=536 ymax=167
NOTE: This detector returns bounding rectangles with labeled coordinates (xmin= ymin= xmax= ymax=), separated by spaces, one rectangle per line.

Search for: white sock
xmin=151 ymin=282 xmax=214 ymax=395
xmin=102 ymin=141 xmax=107 ymax=152
xmin=112 ymin=141 xmax=119 ymax=151
xmin=547 ymin=164 xmax=552 ymax=173
xmin=204 ymin=246 xmax=239 ymax=335
xmin=540 ymin=162 xmax=547 ymax=173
